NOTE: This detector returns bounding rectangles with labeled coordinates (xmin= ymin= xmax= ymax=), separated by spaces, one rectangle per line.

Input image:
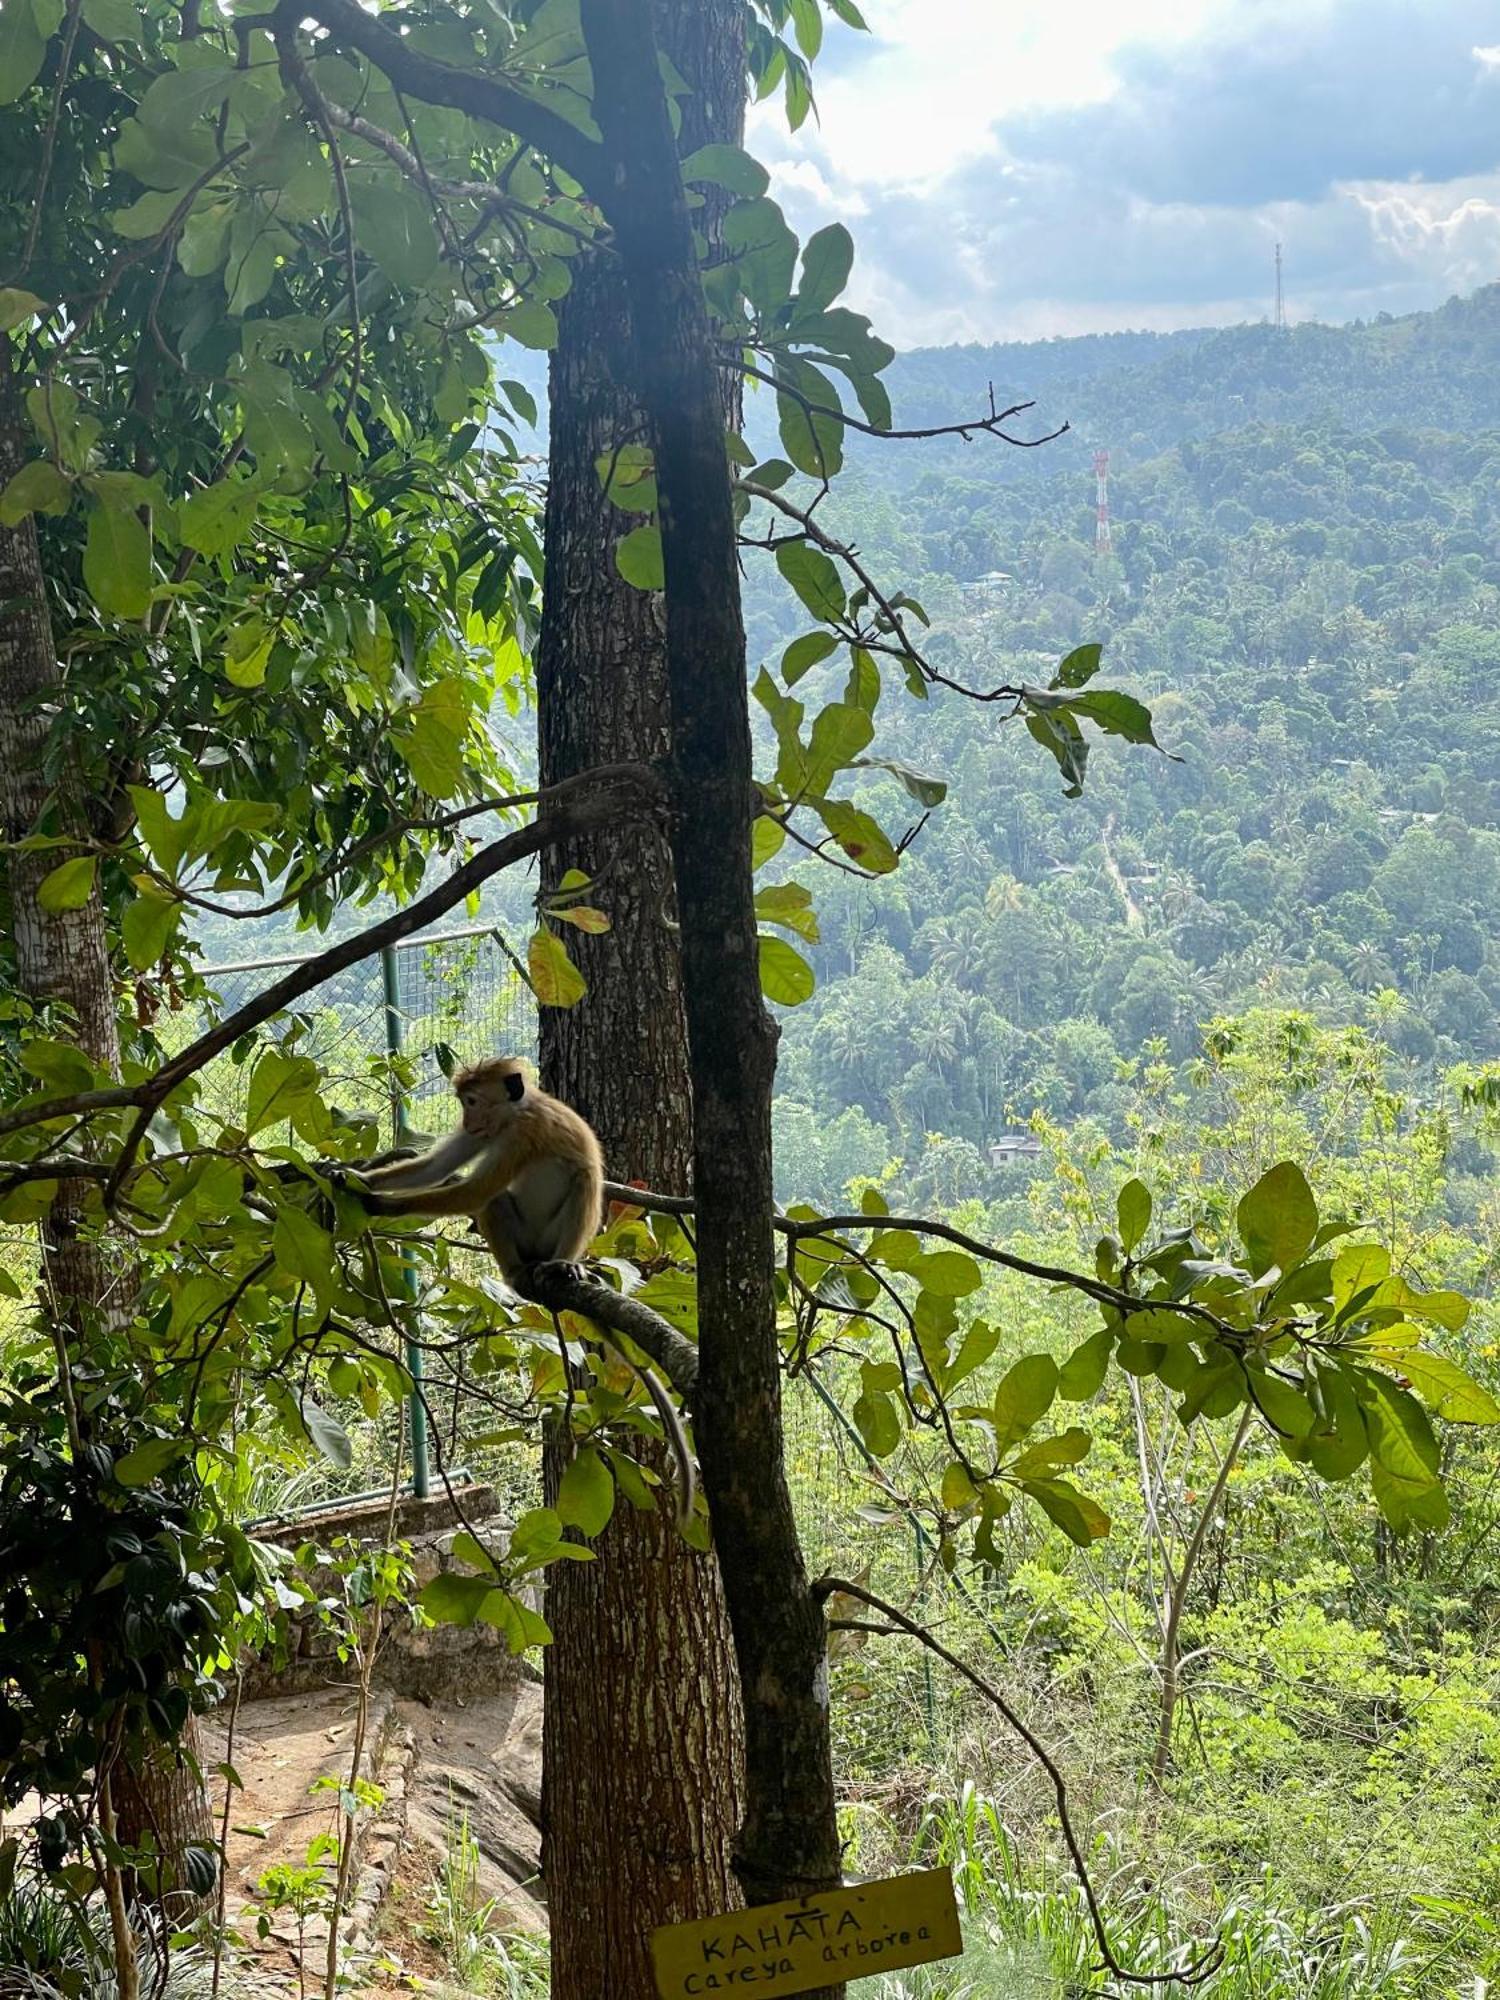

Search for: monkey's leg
xmin=476 ymin=1191 xmax=531 ymax=1289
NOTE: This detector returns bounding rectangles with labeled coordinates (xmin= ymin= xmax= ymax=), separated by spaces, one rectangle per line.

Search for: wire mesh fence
xmin=1 ymin=927 xmax=938 ymax=1643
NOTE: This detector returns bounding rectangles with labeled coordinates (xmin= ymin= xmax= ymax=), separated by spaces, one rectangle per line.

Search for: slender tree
xmin=534 ymin=2 xmax=747 ymax=1987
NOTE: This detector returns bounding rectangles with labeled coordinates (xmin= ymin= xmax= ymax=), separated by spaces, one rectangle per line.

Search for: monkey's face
xmin=457 ymin=1080 xmax=505 ymax=1139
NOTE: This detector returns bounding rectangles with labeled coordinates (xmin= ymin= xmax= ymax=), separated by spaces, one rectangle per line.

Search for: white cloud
xmin=751 ymin=0 xmax=1500 ymax=347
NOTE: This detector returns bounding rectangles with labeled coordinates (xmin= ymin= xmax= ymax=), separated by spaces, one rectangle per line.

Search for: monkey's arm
xmin=356 ymin=1130 xmax=526 ymax=1217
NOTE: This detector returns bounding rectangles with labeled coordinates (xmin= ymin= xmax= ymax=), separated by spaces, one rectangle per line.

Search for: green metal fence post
xmin=381 ymin=945 xmax=429 ymax=1499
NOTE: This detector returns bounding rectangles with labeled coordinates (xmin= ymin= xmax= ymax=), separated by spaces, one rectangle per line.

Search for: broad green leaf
xmin=781 ymin=631 xmax=838 ymax=685
xmin=419 ymin=1573 xmax=495 ymax=1626
xmin=593 ymin=442 xmax=656 ymax=512
xmin=754 ymin=881 xmax=819 ymax=942
xmin=0 ymin=458 xmax=69 ymax=524
xmin=1369 ymin=1457 xmax=1450 ymax=1534
xmin=0 ymin=0 xmax=45 ymax=105
xmin=680 ymin=143 xmax=769 ymax=197
xmin=137 ymin=60 xmax=238 ymax=132
xmin=298 ymin=1397 xmax=352 ymax=1469
xmin=556 ymin=1446 xmax=615 ymax=1536
xmin=179 ymin=472 xmax=263 ymax=558
xmin=245 ymin=1047 xmax=317 ymax=1137
xmin=852 ymin=1387 xmax=900 ymax=1457
xmin=1365 ymin=1348 xmax=1500 ymax=1424
xmin=113 ymin=1439 xmax=183 ymax=1488
xmin=83 ymin=500 xmax=151 ymax=618
xmin=776 ymin=541 xmax=846 ymax=623
xmin=528 ymin=926 xmax=586 ymax=1008
xmin=37 ymin=855 xmax=96 ymax=912
xmin=1009 ymin=1427 xmax=1092 ymax=1476
xmin=273 ymin=1205 xmax=333 ymax=1289
xmin=225 ymin=619 xmax=273 ymax=689
xmin=111 ymin=188 xmax=191 ymax=240
xmin=1051 ymin=643 xmax=1103 ymax=689
xmin=1236 ymin=1160 xmax=1318 ymax=1277
xmin=940 ymin=1461 xmax=977 ymax=1511
xmin=0 ymin=287 xmax=46 ymax=331
xmin=849 ymin=757 xmax=947 ymax=807
xmin=503 ymin=298 xmax=559 ymax=350
xmin=1333 ymin=1243 xmax=1390 ymax=1317
xmin=909 ymin=1249 xmax=981 ymax=1298
xmin=751 ymin=815 xmax=786 ymax=870
xmin=757 ymin=933 xmax=815 ymax=1006
xmin=395 ymin=678 xmax=469 ymax=798
xmin=20 ymin=1038 xmax=95 ymax=1091
xmin=615 ymin=523 xmax=663 ymax=590
xmin=816 ymin=798 xmax=898 ymax=874
xmin=348 ymin=178 xmax=442 ymax=288
xmin=121 ymin=888 xmax=181 ymax=972
xmin=1305 ymin=1361 xmax=1369 ymax=1481
xmin=1355 ymin=1369 xmax=1440 ymax=1482
xmin=993 ymin=1354 xmax=1058 ymax=1447
xmin=1116 ymin=1178 xmax=1151 ymax=1254
xmin=478 ymin=1591 xmax=554 ymax=1651
xmin=1058 ymin=1326 xmax=1113 ymax=1401
xmin=1022 ymin=1478 xmax=1110 ymax=1546
xmin=796 ymin=223 xmax=854 ymax=316
xmin=947 ymin=1317 xmax=999 ymax=1388
xmin=1249 ymin=1370 xmax=1316 ymax=1439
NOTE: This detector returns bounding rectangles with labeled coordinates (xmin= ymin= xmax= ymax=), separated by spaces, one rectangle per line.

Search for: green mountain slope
xmin=762 ymin=287 xmax=1500 ymax=1203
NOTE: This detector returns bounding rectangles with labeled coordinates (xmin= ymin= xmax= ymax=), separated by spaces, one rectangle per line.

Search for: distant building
xmin=962 ymin=570 xmax=1013 ymax=598
xmin=988 ymin=1134 xmax=1044 ymax=1168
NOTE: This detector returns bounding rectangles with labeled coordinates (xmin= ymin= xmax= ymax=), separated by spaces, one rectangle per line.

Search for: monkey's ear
xmin=504 ymin=1071 xmax=525 ymax=1103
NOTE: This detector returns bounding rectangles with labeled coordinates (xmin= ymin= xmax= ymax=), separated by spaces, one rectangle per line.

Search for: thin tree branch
xmin=811 ymin=1576 xmax=1223 ymax=1989
xmin=269 ymin=0 xmax=605 ymax=190
xmin=740 ymin=361 xmax=1068 ymax=450
xmin=0 ymin=764 xmax=661 ymax=1149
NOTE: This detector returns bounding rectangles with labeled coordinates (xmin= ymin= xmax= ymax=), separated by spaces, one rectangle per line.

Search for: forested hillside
xmin=757 ymin=285 xmax=1500 ymax=1205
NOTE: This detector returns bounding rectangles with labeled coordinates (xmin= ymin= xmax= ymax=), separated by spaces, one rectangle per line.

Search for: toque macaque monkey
xmin=348 ymin=1057 xmax=695 ymax=1525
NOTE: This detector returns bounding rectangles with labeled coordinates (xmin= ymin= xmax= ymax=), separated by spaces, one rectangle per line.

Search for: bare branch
xmin=740 ymin=360 xmax=1069 ymax=450
xmin=811 ymin=1575 xmax=1223 ymax=1989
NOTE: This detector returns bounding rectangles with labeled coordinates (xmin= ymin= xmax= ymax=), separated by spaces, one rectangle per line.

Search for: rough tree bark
xmin=577 ymin=0 xmax=845 ymax=1947
xmin=0 ymin=357 xmax=213 ymax=1956
xmin=535 ymin=5 xmax=746 ymax=1990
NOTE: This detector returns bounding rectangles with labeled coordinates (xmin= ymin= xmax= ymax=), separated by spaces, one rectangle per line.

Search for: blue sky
xmin=749 ymin=0 xmax=1500 ymax=347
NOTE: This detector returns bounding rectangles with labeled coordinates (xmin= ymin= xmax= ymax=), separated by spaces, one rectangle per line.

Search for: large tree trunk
xmin=578 ymin=0 xmax=845 ymax=1952
xmin=0 ymin=359 xmax=213 ymax=1944
xmin=535 ymin=5 xmax=745 ymax=1991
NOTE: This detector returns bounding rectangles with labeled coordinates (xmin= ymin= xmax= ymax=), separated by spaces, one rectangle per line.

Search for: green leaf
xmin=796 ymin=223 xmax=854 ymax=316
xmin=225 ymin=619 xmax=273 ymax=689
xmin=113 ymin=1438 xmax=183 ymax=1487
xmin=816 ymin=799 xmax=898 ymax=874
xmin=1355 ymin=1369 xmax=1440 ymax=1482
xmin=245 ymin=1047 xmax=317 ymax=1137
xmin=273 ymin=1205 xmax=333 ymax=1290
xmin=0 ymin=458 xmax=69 ymax=524
xmin=680 ymin=143 xmax=769 ymax=197
xmin=83 ymin=500 xmax=151 ymax=618
xmin=754 ymin=881 xmax=819 ymax=942
xmin=993 ymin=1354 xmax=1058 ymax=1448
xmin=909 ymin=1249 xmax=981 ymax=1298
xmin=757 ymin=933 xmax=815 ymax=1006
xmin=111 ymin=187 xmax=191 ymax=241
xmin=121 ymin=888 xmax=181 ymax=972
xmin=1009 ymin=1427 xmax=1092 ymax=1477
xmin=1058 ymin=1326 xmax=1113 ymax=1402
xmin=136 ymin=60 xmax=238 ymax=132
xmin=776 ymin=540 xmax=846 ymax=623
xmin=128 ymin=786 xmax=186 ymax=875
xmin=1022 ymin=1478 xmax=1110 ymax=1546
xmin=1051 ymin=643 xmax=1103 ymax=689
xmin=849 ymin=757 xmax=947 ymax=808
xmin=503 ymin=298 xmax=559 ymax=350
xmin=0 ymin=0 xmax=45 ymax=104
xmin=781 ymin=630 xmax=838 ymax=686
xmin=1236 ymin=1160 xmax=1318 ymax=1277
xmin=852 ymin=1387 xmax=900 ymax=1457
xmin=556 ymin=1445 xmax=615 ymax=1536
xmin=179 ymin=472 xmax=263 ymax=558
xmin=947 ymin=1317 xmax=999 ymax=1388
xmin=1365 ymin=1348 xmax=1500 ymax=1425
xmin=940 ymin=1461 xmax=977 ymax=1511
xmin=37 ymin=855 xmax=96 ymax=912
xmin=528 ymin=926 xmax=586 ymax=1008
xmin=0 ymin=287 xmax=46 ymax=331
xmin=348 ymin=178 xmax=442 ymax=288
xmin=1116 ymin=1178 xmax=1151 ymax=1255
xmin=395 ymin=677 xmax=469 ymax=797
xmin=615 ymin=523 xmax=663 ymax=591
xmin=751 ymin=815 xmax=786 ymax=870
xmin=419 ymin=1573 xmax=496 ymax=1627
xmin=298 ymin=1397 xmax=352 ymax=1469
xmin=1249 ymin=1370 xmax=1316 ymax=1439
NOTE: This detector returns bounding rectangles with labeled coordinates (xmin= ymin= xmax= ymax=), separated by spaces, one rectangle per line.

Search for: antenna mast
xmin=1274 ymin=242 xmax=1286 ymax=331
xmin=1094 ymin=448 xmax=1112 ymax=559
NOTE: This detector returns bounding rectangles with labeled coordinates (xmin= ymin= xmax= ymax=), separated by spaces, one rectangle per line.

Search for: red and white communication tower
xmin=1094 ymin=448 xmax=1113 ymax=558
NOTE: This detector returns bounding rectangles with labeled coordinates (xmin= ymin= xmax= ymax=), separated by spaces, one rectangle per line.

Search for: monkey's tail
xmin=632 ymin=1359 xmax=698 ymax=1534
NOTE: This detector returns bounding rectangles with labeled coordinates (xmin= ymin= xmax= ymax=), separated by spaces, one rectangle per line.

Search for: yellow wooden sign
xmin=650 ymin=1866 xmax=962 ymax=1998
